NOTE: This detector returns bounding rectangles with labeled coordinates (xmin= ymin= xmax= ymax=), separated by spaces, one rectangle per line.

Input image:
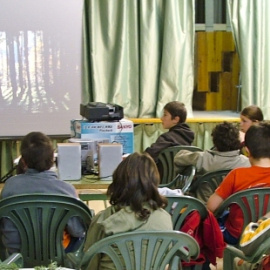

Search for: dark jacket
xmin=145 ymin=122 xmax=195 ymax=162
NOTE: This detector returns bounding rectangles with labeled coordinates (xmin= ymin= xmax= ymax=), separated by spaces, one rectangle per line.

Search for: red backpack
xmin=180 ymin=210 xmax=226 ymax=267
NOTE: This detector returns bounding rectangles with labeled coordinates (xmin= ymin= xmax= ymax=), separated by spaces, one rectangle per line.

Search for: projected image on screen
xmin=0 ymin=0 xmax=84 ymax=137
xmin=0 ymin=30 xmax=65 ymax=113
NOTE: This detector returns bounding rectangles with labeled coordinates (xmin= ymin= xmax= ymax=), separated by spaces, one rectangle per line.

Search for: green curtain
xmin=82 ymin=0 xmax=195 ymax=118
xmin=227 ymin=0 xmax=270 ymax=118
xmin=0 ymin=141 xmax=19 ymax=180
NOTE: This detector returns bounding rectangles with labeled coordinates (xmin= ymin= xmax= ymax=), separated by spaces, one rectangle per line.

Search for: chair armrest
xmin=65 ymin=247 xmax=84 ymax=269
xmin=225 ymin=244 xmax=247 ymax=259
xmin=1 ymin=253 xmax=23 ymax=268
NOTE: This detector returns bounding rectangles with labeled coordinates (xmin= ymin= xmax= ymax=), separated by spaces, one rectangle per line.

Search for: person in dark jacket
xmin=144 ymin=101 xmax=194 ymax=162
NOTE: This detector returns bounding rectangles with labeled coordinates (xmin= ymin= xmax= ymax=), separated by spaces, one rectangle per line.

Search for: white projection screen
xmin=0 ymin=0 xmax=84 ymax=137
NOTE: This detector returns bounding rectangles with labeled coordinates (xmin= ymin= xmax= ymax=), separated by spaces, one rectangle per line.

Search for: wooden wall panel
xmin=197 ymin=32 xmax=209 ymax=92
xmin=194 ymin=31 xmax=240 ymax=111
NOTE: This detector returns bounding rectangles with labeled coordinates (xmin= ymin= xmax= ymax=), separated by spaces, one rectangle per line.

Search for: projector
xmin=80 ymin=102 xmax=124 ymax=121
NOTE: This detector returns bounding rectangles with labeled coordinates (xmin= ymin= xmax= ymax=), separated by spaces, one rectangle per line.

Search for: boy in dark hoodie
xmin=144 ymin=101 xmax=194 ymax=162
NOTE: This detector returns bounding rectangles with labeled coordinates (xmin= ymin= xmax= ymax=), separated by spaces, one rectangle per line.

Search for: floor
xmin=86 ymin=199 xmax=108 ymax=215
xmin=210 ymin=258 xmax=223 ymax=270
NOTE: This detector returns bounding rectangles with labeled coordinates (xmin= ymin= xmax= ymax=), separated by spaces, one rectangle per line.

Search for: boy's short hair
xmin=164 ymin=101 xmax=187 ymax=123
xmin=211 ymin=121 xmax=241 ymax=151
xmin=245 ymin=121 xmax=270 ymax=159
xmin=20 ymin=131 xmax=54 ymax=172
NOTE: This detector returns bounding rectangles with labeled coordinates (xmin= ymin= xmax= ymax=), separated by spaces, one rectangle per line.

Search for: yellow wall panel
xmin=207 ymin=32 xmax=219 ymax=72
xmin=194 ymin=31 xmax=240 ymax=111
xmin=196 ymin=32 xmax=209 ymax=92
xmin=220 ymin=72 xmax=234 ymax=110
xmin=206 ymin=92 xmax=218 ymax=110
xmin=214 ymin=32 xmax=223 ymax=72
xmin=222 ymin=32 xmax=235 ymax=52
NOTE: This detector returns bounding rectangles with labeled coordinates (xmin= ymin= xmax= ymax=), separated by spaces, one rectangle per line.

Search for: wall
xmin=193 ymin=31 xmax=240 ymax=111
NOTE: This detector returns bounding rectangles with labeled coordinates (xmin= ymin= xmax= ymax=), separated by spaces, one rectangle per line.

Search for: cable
xmin=0 ymin=166 xmax=17 ymax=183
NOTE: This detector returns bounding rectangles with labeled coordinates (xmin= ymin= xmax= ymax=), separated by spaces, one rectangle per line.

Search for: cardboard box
xmin=70 ymin=119 xmax=134 ymax=155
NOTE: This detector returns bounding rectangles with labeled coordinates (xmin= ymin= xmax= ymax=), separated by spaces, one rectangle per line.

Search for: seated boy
xmin=207 ymin=121 xmax=270 ymax=245
xmin=174 ymin=121 xmax=250 ymax=176
xmin=0 ymin=132 xmax=86 ymax=256
xmin=144 ymin=101 xmax=194 ymax=162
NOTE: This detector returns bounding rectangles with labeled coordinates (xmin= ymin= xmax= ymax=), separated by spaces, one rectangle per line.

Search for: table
xmin=65 ymin=176 xmax=111 ymax=212
xmin=0 ymin=176 xmax=112 ymax=189
xmin=66 ymin=175 xmax=112 ymax=190
xmin=63 ymin=176 xmax=112 ymax=211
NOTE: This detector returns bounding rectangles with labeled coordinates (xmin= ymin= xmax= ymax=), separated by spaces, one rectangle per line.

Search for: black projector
xmin=80 ymin=102 xmax=124 ymax=121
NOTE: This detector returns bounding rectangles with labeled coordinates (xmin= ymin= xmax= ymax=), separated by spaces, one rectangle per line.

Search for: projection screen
xmin=0 ymin=0 xmax=84 ymax=137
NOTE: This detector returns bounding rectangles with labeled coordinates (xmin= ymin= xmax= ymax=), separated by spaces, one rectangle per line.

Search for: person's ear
xmin=245 ymin=146 xmax=251 ymax=157
xmin=16 ymin=157 xmax=27 ymax=174
xmin=20 ymin=158 xmax=27 ymax=167
xmin=173 ymin=116 xmax=180 ymax=123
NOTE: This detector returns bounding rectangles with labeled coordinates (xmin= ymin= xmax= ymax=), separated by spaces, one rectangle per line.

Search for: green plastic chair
xmin=159 ymin=165 xmax=196 ymax=193
xmin=0 ymin=194 xmax=92 ymax=268
xmin=157 ymin=145 xmax=202 ymax=187
xmin=0 ymin=253 xmax=23 ymax=268
xmin=213 ymin=188 xmax=270 ymax=270
xmin=188 ymin=169 xmax=231 ymax=203
xmin=68 ymin=230 xmax=199 ymax=270
xmin=223 ymin=238 xmax=270 ymax=270
xmin=165 ymin=195 xmax=208 ymax=230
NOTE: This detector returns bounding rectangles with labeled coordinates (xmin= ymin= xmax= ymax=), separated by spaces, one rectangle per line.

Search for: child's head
xmin=161 ymin=101 xmax=187 ymax=129
xmin=20 ymin=131 xmax=54 ymax=172
xmin=245 ymin=121 xmax=270 ymax=159
xmin=212 ymin=122 xmax=241 ymax=152
xmin=107 ymin=152 xmax=167 ymax=220
xmin=240 ymin=105 xmax=264 ymax=133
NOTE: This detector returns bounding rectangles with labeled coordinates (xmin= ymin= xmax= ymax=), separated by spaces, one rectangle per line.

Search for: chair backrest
xmin=159 ymin=165 xmax=196 ymax=193
xmin=0 ymin=194 xmax=92 ymax=268
xmin=165 ymin=195 xmax=208 ymax=230
xmin=190 ymin=169 xmax=231 ymax=203
xmin=80 ymin=230 xmax=200 ymax=270
xmin=180 ymin=165 xmax=197 ymax=193
xmin=157 ymin=145 xmax=203 ymax=185
xmin=215 ymin=187 xmax=270 ymax=236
